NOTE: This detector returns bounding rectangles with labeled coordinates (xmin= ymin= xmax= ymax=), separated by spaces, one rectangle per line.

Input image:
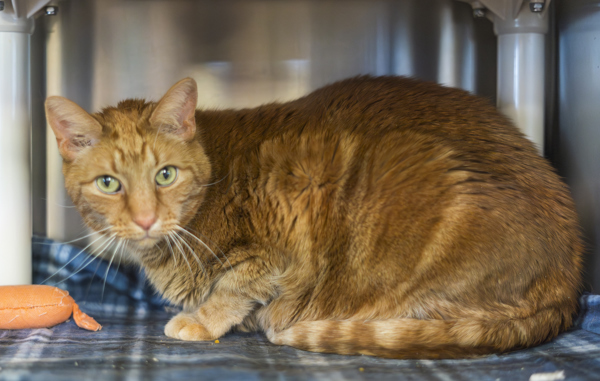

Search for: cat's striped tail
xmin=266 ymin=308 xmax=571 ymax=359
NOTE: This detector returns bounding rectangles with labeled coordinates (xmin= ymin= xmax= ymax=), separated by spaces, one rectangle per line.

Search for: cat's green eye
xmin=96 ymin=175 xmax=121 ymax=194
xmin=156 ymin=166 xmax=178 ymax=187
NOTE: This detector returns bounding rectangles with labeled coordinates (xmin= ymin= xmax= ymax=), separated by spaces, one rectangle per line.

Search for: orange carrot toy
xmin=0 ymin=285 xmax=102 ymax=331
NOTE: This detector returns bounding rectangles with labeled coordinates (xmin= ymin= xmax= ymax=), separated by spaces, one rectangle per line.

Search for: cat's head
xmin=45 ymin=78 xmax=211 ymax=262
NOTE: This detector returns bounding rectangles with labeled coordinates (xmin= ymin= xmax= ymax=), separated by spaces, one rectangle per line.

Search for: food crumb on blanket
xmin=529 ymin=370 xmax=565 ymax=381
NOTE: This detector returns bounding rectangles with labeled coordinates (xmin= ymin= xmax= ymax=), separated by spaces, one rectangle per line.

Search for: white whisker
xmin=34 ymin=227 xmax=111 ymax=246
xmin=41 ymin=232 xmax=111 ymax=284
xmin=52 ymin=234 xmax=117 ymax=285
xmin=111 ymin=239 xmax=127 ymax=282
xmin=84 ymin=255 xmax=103 ymax=302
xmin=175 ymin=226 xmax=230 ymax=273
xmin=102 ymin=239 xmax=122 ymax=300
xmin=172 ymin=230 xmax=208 ymax=278
xmin=168 ymin=233 xmax=193 ymax=277
xmin=200 ymin=172 xmax=229 ymax=187
xmin=84 ymin=237 xmax=116 ymax=299
xmin=40 ymin=198 xmax=78 ymax=209
xmin=70 ymin=234 xmax=117 ymax=278
xmin=164 ymin=236 xmax=177 ymax=267
xmin=182 ymin=226 xmax=235 ymax=273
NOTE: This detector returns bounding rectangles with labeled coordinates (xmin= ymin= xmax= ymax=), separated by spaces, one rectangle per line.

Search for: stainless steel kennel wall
xmin=557 ymin=0 xmax=600 ymax=292
xmin=32 ymin=0 xmax=600 ymax=291
xmin=32 ymin=0 xmax=497 ymax=239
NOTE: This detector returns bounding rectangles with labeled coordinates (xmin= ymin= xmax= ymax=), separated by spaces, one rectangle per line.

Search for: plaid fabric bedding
xmin=0 ymin=237 xmax=599 ymax=381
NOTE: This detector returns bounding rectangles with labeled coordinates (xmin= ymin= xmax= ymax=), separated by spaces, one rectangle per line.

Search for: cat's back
xmin=295 ymin=75 xmax=517 ymax=139
xmin=212 ymin=76 xmax=539 ymax=165
xmin=235 ymin=76 xmax=549 ymax=185
xmin=199 ymin=76 xmax=531 ymax=158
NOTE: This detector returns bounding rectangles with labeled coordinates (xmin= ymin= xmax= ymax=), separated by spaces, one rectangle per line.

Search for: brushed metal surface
xmin=557 ymin=0 xmax=600 ymax=291
xmin=32 ymin=0 xmax=497 ymax=244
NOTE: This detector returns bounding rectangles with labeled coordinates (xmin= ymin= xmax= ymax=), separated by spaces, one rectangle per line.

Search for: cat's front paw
xmin=164 ymin=312 xmax=215 ymax=341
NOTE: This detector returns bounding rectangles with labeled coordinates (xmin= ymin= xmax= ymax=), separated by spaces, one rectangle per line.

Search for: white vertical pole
xmin=493 ymin=2 xmax=549 ymax=154
xmin=0 ymin=7 xmax=34 ymax=285
xmin=497 ymin=33 xmax=545 ymax=152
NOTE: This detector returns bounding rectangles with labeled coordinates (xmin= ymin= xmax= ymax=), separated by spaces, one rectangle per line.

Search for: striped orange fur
xmin=46 ymin=76 xmax=582 ymax=359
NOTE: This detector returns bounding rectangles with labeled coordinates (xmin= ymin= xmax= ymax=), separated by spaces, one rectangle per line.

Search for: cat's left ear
xmin=150 ymin=78 xmax=198 ymax=141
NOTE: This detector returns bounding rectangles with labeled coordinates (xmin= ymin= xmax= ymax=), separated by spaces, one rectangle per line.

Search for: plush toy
xmin=0 ymin=285 xmax=101 ymax=331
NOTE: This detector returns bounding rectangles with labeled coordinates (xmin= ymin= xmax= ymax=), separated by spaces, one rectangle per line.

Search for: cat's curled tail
xmin=266 ymin=306 xmax=572 ymax=359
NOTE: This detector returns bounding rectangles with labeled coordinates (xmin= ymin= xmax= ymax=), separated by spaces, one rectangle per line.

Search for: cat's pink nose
xmin=133 ymin=213 xmax=157 ymax=231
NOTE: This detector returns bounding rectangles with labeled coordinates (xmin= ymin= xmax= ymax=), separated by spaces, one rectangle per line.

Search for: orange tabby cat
xmin=45 ymin=76 xmax=582 ymax=359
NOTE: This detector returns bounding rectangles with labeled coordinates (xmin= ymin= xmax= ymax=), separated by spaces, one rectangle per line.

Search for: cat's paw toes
xmin=164 ymin=314 xmax=193 ymax=339
xmin=165 ymin=314 xmax=214 ymax=341
xmin=178 ymin=323 xmax=214 ymax=341
xmin=265 ymin=328 xmax=284 ymax=345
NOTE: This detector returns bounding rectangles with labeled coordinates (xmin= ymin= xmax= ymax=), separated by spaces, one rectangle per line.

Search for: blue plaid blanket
xmin=0 ymin=236 xmax=599 ymax=380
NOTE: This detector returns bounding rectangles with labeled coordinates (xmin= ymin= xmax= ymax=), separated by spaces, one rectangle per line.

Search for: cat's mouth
xmin=126 ymin=223 xmax=173 ymax=248
xmin=129 ymin=233 xmax=162 ymax=248
xmin=129 ymin=229 xmax=179 ymax=250
xmin=110 ymin=222 xmax=189 ymax=252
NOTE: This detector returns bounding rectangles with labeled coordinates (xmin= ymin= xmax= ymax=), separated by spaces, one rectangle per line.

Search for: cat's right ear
xmin=45 ymin=96 xmax=103 ymax=162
